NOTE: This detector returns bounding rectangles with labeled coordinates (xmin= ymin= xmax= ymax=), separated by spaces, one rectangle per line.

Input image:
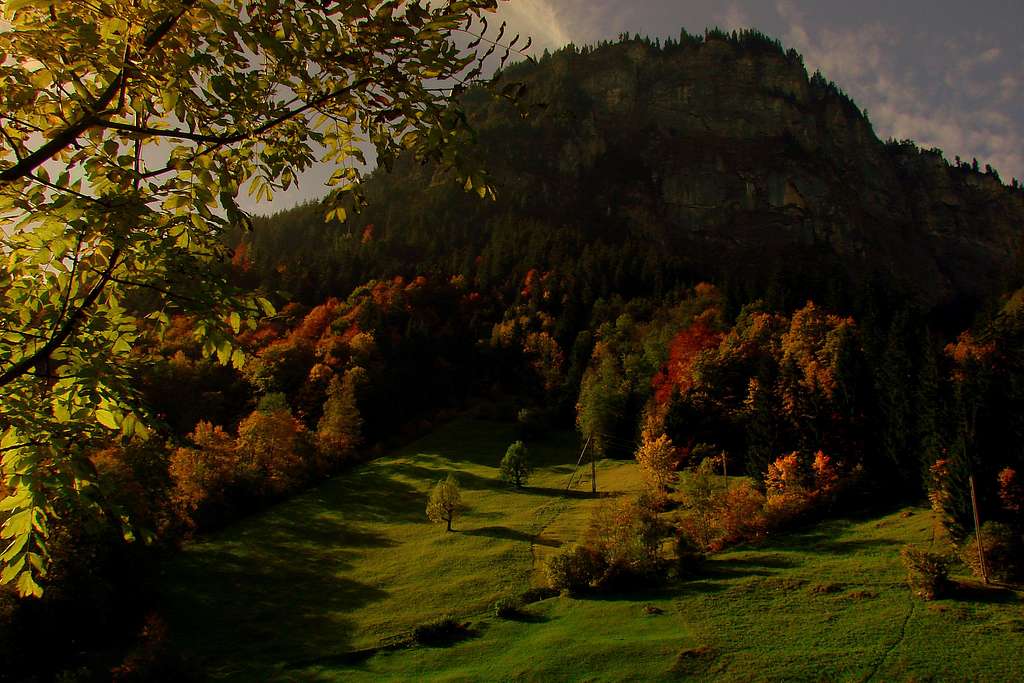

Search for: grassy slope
xmin=161 ymin=419 xmax=1024 ymax=682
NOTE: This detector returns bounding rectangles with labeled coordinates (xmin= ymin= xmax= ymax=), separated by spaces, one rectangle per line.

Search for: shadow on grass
xmin=503 ymin=610 xmax=551 ymax=624
xmin=162 ymin=474 xmax=414 ymax=670
xmin=950 ymin=581 xmax=1021 ymax=605
xmin=462 ymin=525 xmax=562 ymax=547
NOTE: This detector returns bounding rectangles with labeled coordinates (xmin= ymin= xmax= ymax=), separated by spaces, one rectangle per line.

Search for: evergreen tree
xmin=499 ymin=441 xmax=531 ymax=488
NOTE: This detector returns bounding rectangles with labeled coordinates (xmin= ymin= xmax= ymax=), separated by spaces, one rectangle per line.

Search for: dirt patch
xmin=809 ymin=582 xmax=844 ymax=595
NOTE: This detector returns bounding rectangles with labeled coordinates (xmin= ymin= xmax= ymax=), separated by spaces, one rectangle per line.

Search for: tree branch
xmin=0 ymin=246 xmax=123 ymax=389
xmin=0 ymin=2 xmax=197 ymax=185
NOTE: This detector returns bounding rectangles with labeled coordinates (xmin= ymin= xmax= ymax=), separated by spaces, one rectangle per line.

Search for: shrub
xmin=586 ymin=499 xmax=670 ymax=576
xmin=716 ymin=480 xmax=768 ymax=548
xmin=492 ymin=596 xmax=521 ymax=619
xmin=411 ymin=615 xmax=467 ymax=646
xmin=900 ymin=544 xmax=952 ymax=600
xmin=678 ymin=458 xmax=724 ymax=551
xmin=960 ymin=522 xmax=1023 ymax=583
xmin=545 ymin=545 xmax=606 ymax=594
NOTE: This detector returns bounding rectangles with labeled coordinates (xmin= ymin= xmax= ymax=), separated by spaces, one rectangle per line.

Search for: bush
xmin=585 ymin=499 xmax=670 ymax=578
xmin=716 ymin=481 xmax=768 ymax=548
xmin=411 ymin=615 xmax=467 ymax=646
xmin=900 ymin=544 xmax=952 ymax=600
xmin=545 ymin=545 xmax=606 ymax=595
xmin=960 ymin=522 xmax=1023 ymax=583
xmin=492 ymin=596 xmax=521 ymax=619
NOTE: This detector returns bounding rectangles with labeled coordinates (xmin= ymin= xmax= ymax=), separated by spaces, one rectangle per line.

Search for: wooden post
xmin=565 ymin=436 xmax=591 ymax=492
xmin=722 ymin=452 xmax=728 ymax=494
xmin=969 ymin=475 xmax=989 ymax=584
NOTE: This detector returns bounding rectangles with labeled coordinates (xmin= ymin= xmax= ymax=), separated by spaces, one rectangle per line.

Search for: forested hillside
xmin=245 ymin=30 xmax=1024 ymax=322
xmin=4 ymin=28 xmax=1024 ymax=682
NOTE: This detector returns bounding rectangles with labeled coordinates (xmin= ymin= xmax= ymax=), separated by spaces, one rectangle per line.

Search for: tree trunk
xmin=446 ymin=515 xmax=452 ymax=532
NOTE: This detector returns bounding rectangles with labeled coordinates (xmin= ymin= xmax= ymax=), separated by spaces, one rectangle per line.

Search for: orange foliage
xmin=361 ymin=224 xmax=375 ymax=244
xmin=812 ymin=450 xmax=838 ymax=495
xmin=718 ymin=482 xmax=769 ymax=546
xmin=169 ymin=422 xmax=245 ymax=523
xmin=765 ymin=452 xmax=804 ymax=502
xmin=998 ymin=467 xmax=1024 ymax=515
xmin=230 ymin=241 xmax=251 ymax=272
xmin=635 ymin=433 xmax=679 ymax=490
xmin=945 ymin=331 xmax=996 ymax=380
xmin=237 ymin=408 xmax=308 ymax=495
xmin=293 ymin=298 xmax=341 ymax=341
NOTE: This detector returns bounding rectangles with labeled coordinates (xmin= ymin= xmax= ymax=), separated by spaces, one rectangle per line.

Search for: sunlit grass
xmin=161 ymin=419 xmax=1024 ymax=681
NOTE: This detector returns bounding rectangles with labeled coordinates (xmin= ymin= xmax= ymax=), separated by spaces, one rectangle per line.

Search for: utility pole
xmin=591 ymin=442 xmax=597 ymax=494
xmin=969 ymin=474 xmax=990 ymax=583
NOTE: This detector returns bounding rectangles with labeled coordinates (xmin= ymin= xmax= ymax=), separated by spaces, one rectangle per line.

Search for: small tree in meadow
xmin=427 ymin=474 xmax=463 ymax=532
xmin=500 ymin=441 xmax=531 ymax=488
xmin=635 ymin=433 xmax=678 ymax=491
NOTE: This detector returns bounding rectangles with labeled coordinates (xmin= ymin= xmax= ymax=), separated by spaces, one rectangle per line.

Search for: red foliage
xmin=652 ymin=311 xmax=723 ymax=404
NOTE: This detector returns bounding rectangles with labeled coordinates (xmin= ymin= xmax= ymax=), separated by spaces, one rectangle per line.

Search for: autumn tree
xmin=635 ymin=433 xmax=677 ymax=490
xmin=426 ymin=474 xmax=463 ymax=532
xmin=499 ymin=440 xmax=530 ymax=488
xmin=236 ymin=396 xmax=309 ymax=496
xmin=315 ymin=368 xmax=364 ymax=467
xmin=0 ymin=0 xmax=513 ymax=595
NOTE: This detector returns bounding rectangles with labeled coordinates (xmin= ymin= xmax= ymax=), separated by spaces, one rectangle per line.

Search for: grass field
xmin=161 ymin=418 xmax=1024 ymax=681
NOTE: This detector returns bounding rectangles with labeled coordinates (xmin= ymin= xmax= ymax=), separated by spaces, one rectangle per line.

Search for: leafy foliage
xmin=499 ymin=440 xmax=530 ymax=488
xmin=0 ymin=0 xmax=509 ymax=595
xmin=900 ymin=545 xmax=952 ymax=601
xmin=426 ymin=474 xmax=463 ymax=532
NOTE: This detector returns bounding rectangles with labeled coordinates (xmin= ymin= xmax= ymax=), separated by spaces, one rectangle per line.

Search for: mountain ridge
xmin=247 ymin=30 xmax=1024 ymax=317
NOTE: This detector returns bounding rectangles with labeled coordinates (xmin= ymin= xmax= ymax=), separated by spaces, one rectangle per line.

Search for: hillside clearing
xmin=160 ymin=419 xmax=1024 ymax=681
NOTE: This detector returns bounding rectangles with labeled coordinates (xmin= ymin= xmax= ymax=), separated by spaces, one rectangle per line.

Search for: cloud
xmin=775 ymin=1 xmax=1024 ymax=182
xmin=717 ymin=4 xmax=750 ymax=31
xmin=494 ymin=0 xmax=595 ymax=53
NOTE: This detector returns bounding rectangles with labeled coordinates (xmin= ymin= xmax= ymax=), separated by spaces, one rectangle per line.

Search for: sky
xmin=256 ymin=0 xmax=1024 ymax=212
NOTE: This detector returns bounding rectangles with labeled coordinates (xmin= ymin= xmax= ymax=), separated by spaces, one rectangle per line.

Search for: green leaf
xmin=229 ymin=311 xmax=241 ymax=334
xmin=16 ymin=570 xmax=43 ymax=598
xmin=1 ymin=535 xmax=28 ymax=562
xmin=1 ymin=509 xmax=32 ymax=540
xmin=1 ymin=556 xmax=25 ymax=584
xmin=96 ymin=409 xmax=120 ymax=430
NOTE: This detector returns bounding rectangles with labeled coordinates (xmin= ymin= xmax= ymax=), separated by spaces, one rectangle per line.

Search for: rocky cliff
xmin=254 ymin=32 xmax=1024 ymax=314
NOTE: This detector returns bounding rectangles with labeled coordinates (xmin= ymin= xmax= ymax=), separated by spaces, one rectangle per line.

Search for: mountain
xmin=247 ymin=30 xmax=1024 ymax=319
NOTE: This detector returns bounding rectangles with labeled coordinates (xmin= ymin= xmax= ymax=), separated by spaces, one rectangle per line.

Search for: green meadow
xmin=161 ymin=419 xmax=1024 ymax=681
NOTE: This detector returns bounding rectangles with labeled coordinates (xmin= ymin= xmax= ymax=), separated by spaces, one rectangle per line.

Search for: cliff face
xmin=471 ymin=36 xmax=1023 ymax=309
xmin=257 ymin=34 xmax=1024 ymax=312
